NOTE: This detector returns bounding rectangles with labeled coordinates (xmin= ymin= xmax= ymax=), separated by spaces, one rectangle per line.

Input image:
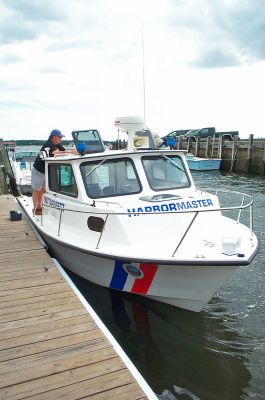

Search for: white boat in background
xmin=17 ymin=117 xmax=258 ymax=312
xmin=186 ymin=154 xmax=221 ymax=171
xmin=9 ymin=150 xmax=38 ymax=194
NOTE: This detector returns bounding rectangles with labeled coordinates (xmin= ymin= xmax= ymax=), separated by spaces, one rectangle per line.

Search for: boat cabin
xmin=44 ymin=129 xmax=194 ymax=205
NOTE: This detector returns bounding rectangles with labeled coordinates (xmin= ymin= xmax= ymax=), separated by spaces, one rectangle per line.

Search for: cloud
xmin=46 ymin=38 xmax=104 ymax=52
xmin=1 ymin=0 xmax=63 ymax=21
xmin=0 ymin=53 xmax=23 ymax=64
xmin=0 ymin=79 xmax=33 ymax=92
xmin=0 ymin=99 xmax=42 ymax=110
xmin=194 ymin=48 xmax=240 ymax=68
xmin=0 ymin=0 xmax=265 ymax=139
xmin=38 ymin=67 xmax=65 ymax=74
xmin=168 ymin=0 xmax=265 ymax=68
xmin=0 ymin=0 xmax=65 ymax=44
xmin=0 ymin=21 xmax=41 ymax=44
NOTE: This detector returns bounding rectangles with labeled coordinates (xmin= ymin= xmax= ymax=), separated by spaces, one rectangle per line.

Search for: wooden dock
xmin=0 ymin=195 xmax=156 ymax=399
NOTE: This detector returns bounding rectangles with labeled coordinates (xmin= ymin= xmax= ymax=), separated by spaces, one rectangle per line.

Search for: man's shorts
xmin=31 ymin=167 xmax=45 ymax=191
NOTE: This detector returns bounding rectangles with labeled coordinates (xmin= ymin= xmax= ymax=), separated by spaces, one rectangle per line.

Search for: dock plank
xmin=0 ymin=294 xmax=83 ymax=317
xmin=0 ymin=308 xmax=88 ymax=332
xmin=15 ymin=367 xmax=134 ymax=400
xmin=0 ymin=301 xmax=85 ymax=324
xmin=0 ymin=338 xmax=110 ymax=377
xmin=0 ymin=290 xmax=74 ymax=310
xmin=0 ymin=314 xmax=90 ymax=340
xmin=0 ymin=321 xmax=97 ymax=351
xmin=0 ymin=329 xmax=104 ymax=362
xmin=0 ymin=196 xmax=152 ymax=399
xmin=87 ymin=382 xmax=147 ymax=400
xmin=0 ymin=282 xmax=70 ymax=302
xmin=0 ymin=347 xmax=117 ymax=393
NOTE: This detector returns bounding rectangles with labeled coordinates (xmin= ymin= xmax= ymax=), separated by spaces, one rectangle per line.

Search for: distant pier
xmin=176 ymin=134 xmax=265 ymax=175
xmin=114 ymin=135 xmax=265 ymax=175
xmin=0 ymin=195 xmax=157 ymax=399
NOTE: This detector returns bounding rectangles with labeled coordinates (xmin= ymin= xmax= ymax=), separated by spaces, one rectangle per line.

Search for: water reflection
xmin=66 ymin=270 xmax=252 ymax=400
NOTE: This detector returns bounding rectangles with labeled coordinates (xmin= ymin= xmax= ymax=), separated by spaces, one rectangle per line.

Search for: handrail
xmin=41 ymin=189 xmax=255 ymax=250
xmin=42 ymin=199 xmax=253 ymax=215
xmin=96 ymin=214 xmax=109 ymax=249
xmin=171 ymin=212 xmax=198 ymax=257
xmin=58 ymin=209 xmax=63 ymax=236
xmin=237 ymin=195 xmax=245 ymax=223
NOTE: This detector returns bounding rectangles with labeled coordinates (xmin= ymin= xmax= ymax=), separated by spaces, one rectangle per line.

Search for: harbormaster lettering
xmin=127 ymin=198 xmax=214 ymax=216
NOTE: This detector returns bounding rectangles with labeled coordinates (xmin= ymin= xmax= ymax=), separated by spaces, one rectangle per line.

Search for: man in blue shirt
xmin=31 ymin=129 xmax=75 ymax=215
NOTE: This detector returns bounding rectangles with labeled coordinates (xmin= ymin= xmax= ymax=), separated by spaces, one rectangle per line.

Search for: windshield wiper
xmin=85 ymin=159 xmax=106 ymax=178
xmin=160 ymin=155 xmax=184 ymax=172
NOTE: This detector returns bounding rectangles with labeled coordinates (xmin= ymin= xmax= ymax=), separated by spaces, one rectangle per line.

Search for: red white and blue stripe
xmin=109 ymin=260 xmax=158 ymax=294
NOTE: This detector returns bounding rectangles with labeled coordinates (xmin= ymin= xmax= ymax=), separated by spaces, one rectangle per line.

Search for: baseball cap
xmin=50 ymin=129 xmax=65 ymax=137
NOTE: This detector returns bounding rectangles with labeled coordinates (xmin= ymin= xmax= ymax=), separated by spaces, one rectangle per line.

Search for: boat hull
xmin=187 ymin=158 xmax=221 ymax=171
xmin=41 ymin=231 xmax=238 ymax=312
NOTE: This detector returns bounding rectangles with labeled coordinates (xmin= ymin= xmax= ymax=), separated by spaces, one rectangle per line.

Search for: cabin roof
xmin=45 ymin=148 xmax=187 ymax=162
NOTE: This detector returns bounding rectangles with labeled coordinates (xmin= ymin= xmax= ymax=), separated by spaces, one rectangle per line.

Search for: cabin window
xmin=80 ymin=157 xmax=142 ymax=198
xmin=48 ymin=163 xmax=78 ymax=197
xmin=142 ymin=155 xmax=190 ymax=191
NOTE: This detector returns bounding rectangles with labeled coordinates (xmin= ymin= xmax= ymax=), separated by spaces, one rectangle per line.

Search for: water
xmin=64 ymin=171 xmax=265 ymax=400
xmin=15 ymin=145 xmax=41 ymax=153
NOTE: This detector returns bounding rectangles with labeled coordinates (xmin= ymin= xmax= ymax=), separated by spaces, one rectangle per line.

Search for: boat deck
xmin=0 ymin=195 xmax=154 ymax=399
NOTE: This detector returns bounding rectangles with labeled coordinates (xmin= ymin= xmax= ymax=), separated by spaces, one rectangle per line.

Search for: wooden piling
xmin=263 ymin=142 xmax=265 ymax=175
xmin=247 ymin=134 xmax=254 ymax=173
xmin=210 ymin=135 xmax=217 ymax=159
xmin=218 ymin=135 xmax=224 ymax=160
xmin=195 ymin=137 xmax=200 ymax=157
xmin=0 ymin=141 xmax=19 ymax=196
xmin=205 ymin=137 xmax=211 ymax=158
xmin=177 ymin=136 xmax=183 ymax=150
xmin=230 ymin=135 xmax=239 ymax=172
xmin=187 ymin=137 xmax=192 ymax=154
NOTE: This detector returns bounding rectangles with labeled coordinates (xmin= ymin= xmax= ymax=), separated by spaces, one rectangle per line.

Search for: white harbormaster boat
xmin=17 ymin=117 xmax=258 ymax=312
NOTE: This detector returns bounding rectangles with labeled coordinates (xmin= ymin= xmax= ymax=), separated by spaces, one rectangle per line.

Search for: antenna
xmin=141 ymin=21 xmax=146 ymax=123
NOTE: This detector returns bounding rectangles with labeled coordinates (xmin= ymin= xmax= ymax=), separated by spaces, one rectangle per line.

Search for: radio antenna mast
xmin=141 ymin=21 xmax=146 ymax=123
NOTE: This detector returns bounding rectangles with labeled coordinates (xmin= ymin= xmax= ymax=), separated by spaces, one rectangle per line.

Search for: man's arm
xmin=52 ymin=148 xmax=78 ymax=156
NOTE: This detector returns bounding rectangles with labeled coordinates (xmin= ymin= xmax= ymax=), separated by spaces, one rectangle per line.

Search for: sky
xmin=0 ymin=0 xmax=265 ymax=141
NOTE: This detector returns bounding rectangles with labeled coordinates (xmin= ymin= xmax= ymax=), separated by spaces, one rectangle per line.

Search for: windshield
xmin=185 ymin=129 xmax=198 ymax=135
xmin=80 ymin=157 xmax=142 ymax=198
xmin=72 ymin=129 xmax=105 ymax=154
xmin=142 ymin=155 xmax=190 ymax=191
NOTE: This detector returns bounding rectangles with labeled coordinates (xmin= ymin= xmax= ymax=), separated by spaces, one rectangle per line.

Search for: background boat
xmin=9 ymin=150 xmax=38 ymax=194
xmin=186 ymin=154 xmax=221 ymax=171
